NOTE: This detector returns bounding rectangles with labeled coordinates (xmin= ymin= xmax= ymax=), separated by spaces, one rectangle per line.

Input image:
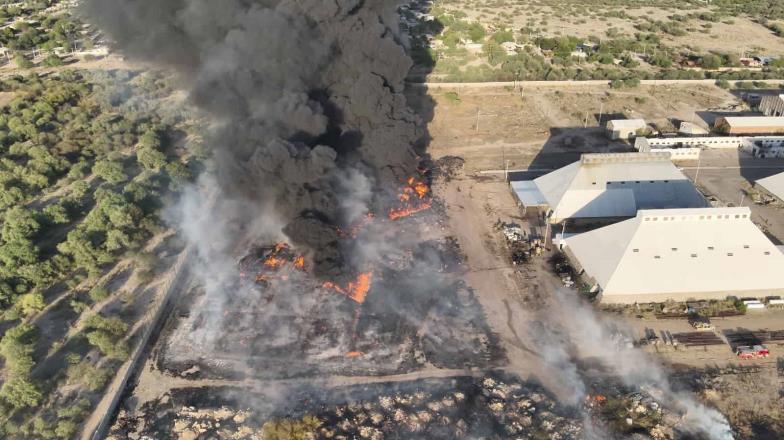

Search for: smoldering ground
xmin=522 ymin=289 xmax=734 ymax=440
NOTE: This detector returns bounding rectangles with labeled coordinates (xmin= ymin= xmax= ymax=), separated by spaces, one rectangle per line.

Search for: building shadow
xmin=509 ymin=126 xmax=634 ymax=181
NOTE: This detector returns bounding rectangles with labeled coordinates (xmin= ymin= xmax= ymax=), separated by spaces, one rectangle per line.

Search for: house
xmin=561 ymin=207 xmax=784 ymax=303
xmin=510 ymin=153 xmax=708 ymax=223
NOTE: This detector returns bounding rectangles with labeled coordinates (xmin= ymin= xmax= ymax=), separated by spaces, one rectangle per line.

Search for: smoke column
xmin=82 ymin=0 xmax=421 ymax=274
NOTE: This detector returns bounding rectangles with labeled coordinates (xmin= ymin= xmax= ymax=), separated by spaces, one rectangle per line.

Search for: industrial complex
xmin=560 ymin=207 xmax=784 ymax=303
xmin=511 ymin=153 xmax=707 ymax=223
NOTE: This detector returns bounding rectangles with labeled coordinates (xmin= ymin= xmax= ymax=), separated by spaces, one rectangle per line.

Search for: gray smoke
xmin=82 ymin=0 xmax=421 ymax=267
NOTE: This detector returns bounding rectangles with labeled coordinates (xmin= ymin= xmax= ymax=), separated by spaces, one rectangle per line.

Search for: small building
xmin=606 ymin=119 xmax=647 ymax=140
xmin=760 ymin=94 xmax=784 ymax=117
xmin=510 ymin=152 xmax=708 ymax=223
xmin=561 ymin=207 xmax=784 ymax=303
xmin=678 ymin=121 xmax=709 ymax=136
xmin=757 ymin=172 xmax=784 ymax=202
xmin=714 ymin=116 xmax=784 ymax=135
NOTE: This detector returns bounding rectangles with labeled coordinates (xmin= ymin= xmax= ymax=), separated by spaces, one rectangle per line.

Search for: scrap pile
xmin=495 ymin=220 xmax=542 ymax=265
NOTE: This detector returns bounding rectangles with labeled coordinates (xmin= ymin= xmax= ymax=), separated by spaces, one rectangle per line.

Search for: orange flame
xmin=323 ymin=272 xmax=373 ymax=304
xmin=345 ymin=351 xmax=363 ymax=358
xmin=249 ymin=243 xmax=306 ymax=284
xmin=388 ymin=177 xmax=432 ymax=220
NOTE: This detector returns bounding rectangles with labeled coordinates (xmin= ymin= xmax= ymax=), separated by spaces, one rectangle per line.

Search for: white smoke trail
xmin=546 ymin=288 xmax=734 ymax=440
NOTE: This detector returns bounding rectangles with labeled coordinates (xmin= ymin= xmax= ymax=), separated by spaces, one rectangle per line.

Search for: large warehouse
xmin=714 ymin=116 xmax=784 ymax=135
xmin=757 ymin=172 xmax=784 ymax=201
xmin=510 ymin=152 xmax=708 ymax=223
xmin=561 ymin=207 xmax=784 ymax=303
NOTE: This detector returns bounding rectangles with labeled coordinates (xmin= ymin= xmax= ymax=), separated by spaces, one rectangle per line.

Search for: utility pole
xmin=694 ymin=151 xmax=702 ymax=186
xmin=739 ymin=191 xmax=745 ymax=207
xmin=505 ymin=160 xmax=510 ymax=182
xmin=475 ymin=108 xmax=480 ymax=132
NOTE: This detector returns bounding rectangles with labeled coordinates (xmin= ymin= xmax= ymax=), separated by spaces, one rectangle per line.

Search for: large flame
xmin=388 ymin=177 xmax=432 ymax=220
xmin=323 ymin=272 xmax=373 ymax=304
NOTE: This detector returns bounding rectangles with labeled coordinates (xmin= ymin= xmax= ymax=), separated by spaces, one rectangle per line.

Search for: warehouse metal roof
xmin=606 ymin=119 xmax=646 ymax=129
xmin=757 ymin=172 xmax=784 ymax=201
xmin=525 ymin=152 xmax=708 ymax=220
xmin=563 ymin=207 xmax=784 ymax=301
xmin=718 ymin=116 xmax=784 ymax=127
xmin=510 ymin=180 xmax=548 ymax=207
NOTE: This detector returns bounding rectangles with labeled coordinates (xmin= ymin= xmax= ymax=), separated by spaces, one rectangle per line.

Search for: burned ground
xmin=109 ymin=372 xmax=701 ymax=440
xmin=155 ymin=211 xmax=504 ymax=381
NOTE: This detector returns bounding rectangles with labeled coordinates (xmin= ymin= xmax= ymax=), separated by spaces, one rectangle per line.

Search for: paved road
xmin=410 ymin=79 xmax=784 ymax=89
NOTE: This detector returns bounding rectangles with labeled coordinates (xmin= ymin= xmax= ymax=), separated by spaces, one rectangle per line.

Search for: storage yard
xmin=105 ymin=76 xmax=784 ymax=440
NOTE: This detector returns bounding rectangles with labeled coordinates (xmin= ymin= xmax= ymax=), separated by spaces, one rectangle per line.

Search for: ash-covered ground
xmin=109 ymin=372 xmax=699 ymax=440
xmin=157 ymin=198 xmax=504 ymax=380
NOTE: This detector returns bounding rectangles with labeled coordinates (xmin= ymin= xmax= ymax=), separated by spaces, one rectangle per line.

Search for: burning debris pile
xmin=158 ymin=229 xmax=502 ymax=380
xmin=388 ymin=176 xmax=433 ymax=220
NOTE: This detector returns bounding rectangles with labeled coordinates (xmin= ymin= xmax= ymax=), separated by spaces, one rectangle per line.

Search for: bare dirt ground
xmin=445 ymin=1 xmax=784 ymax=56
xmin=409 ymin=83 xmax=738 ymax=173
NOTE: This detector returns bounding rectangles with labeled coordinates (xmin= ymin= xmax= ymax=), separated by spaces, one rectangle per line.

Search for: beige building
xmin=714 ymin=116 xmax=784 ymax=135
xmin=562 ymin=207 xmax=784 ymax=303
xmin=510 ymin=153 xmax=708 ymax=223
xmin=606 ymin=119 xmax=647 ymax=140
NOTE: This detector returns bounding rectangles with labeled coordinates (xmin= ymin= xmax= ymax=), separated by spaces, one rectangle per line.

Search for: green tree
xmin=92 ymin=159 xmax=127 ymax=184
xmin=15 ymin=291 xmax=45 ymax=317
xmin=42 ymin=54 xmax=63 ymax=67
xmin=0 ymin=377 xmax=42 ymax=408
xmin=136 ymin=147 xmax=166 ymax=170
xmin=467 ymin=22 xmax=485 ymax=42
xmin=700 ymin=54 xmax=722 ymax=70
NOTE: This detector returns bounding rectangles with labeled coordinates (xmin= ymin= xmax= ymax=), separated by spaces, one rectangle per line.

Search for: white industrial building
xmin=757 ymin=172 xmax=784 ymax=202
xmin=606 ymin=119 xmax=648 ymax=140
xmin=635 ymin=135 xmax=784 ymax=159
xmin=561 ymin=207 xmax=784 ymax=303
xmin=510 ymin=153 xmax=708 ymax=223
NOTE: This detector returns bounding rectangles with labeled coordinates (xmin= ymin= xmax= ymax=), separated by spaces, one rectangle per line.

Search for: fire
xmin=345 ymin=351 xmax=363 ymax=358
xmin=584 ymin=395 xmax=607 ymax=407
xmin=338 ymin=213 xmax=376 ymax=238
xmin=388 ymin=177 xmax=432 ymax=220
xmin=242 ymin=242 xmax=307 ymax=285
xmin=323 ymin=272 xmax=373 ymax=304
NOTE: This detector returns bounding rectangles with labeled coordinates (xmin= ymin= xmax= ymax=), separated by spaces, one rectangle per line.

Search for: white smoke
xmin=541 ymin=288 xmax=734 ymax=439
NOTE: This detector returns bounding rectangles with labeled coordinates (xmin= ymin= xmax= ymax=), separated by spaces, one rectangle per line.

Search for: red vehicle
xmin=736 ymin=345 xmax=770 ymax=359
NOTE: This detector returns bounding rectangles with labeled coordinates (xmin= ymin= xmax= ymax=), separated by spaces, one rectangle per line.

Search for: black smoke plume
xmin=83 ymin=0 xmax=421 ymax=272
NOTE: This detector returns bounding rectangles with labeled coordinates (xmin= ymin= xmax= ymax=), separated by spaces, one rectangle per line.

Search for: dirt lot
xmin=442 ymin=1 xmax=784 ymax=56
xmin=408 ymin=83 xmax=739 ymax=173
